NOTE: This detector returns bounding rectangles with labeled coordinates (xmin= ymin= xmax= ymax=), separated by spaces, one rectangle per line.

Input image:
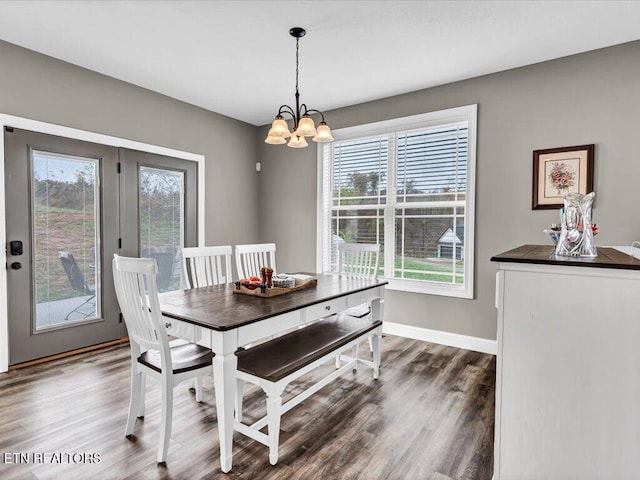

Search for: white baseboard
xmin=382 ymin=322 xmax=497 ymax=355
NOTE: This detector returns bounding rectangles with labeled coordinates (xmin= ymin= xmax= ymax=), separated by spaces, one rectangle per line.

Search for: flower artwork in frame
xmin=532 ymin=144 xmax=594 ymax=210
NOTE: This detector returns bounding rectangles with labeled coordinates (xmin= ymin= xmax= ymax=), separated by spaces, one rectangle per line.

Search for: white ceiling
xmin=0 ymin=1 xmax=639 ymax=126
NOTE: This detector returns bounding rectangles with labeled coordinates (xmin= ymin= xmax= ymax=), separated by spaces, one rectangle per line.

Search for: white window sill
xmin=384 ymin=277 xmax=473 ymax=299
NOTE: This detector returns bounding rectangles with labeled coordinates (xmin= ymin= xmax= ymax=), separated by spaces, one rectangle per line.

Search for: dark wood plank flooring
xmin=0 ymin=335 xmax=495 ymax=480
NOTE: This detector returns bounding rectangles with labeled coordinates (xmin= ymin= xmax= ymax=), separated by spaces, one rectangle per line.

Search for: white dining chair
xmin=167 ymin=245 xmax=233 ymax=394
xmin=113 ymin=254 xmax=215 ymax=465
xmin=337 ymin=242 xmax=380 ymax=313
xmin=235 ymin=243 xmax=277 ymax=280
xmin=335 ymin=242 xmax=380 ymax=366
xmin=165 ymin=246 xmax=233 ymax=342
xmin=337 ymin=242 xmax=380 ymax=277
xmin=180 ymin=245 xmax=233 ymax=289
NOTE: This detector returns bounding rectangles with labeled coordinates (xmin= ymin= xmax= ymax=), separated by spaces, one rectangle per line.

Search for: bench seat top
xmin=236 ymin=315 xmax=382 ymax=382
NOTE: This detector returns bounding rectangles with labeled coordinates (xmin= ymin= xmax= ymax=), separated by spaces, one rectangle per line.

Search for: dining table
xmin=158 ymin=272 xmax=387 ymax=472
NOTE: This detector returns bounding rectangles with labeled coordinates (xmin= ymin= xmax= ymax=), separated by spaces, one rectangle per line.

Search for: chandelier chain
xmin=295 ymin=37 xmax=300 ymax=96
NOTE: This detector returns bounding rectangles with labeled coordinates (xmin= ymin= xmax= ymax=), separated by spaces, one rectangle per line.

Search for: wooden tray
xmin=233 ymin=276 xmax=317 ymax=298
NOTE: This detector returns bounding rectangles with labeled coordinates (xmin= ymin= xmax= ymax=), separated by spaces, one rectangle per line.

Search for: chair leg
xmin=235 ymin=379 xmax=244 ymax=423
xmin=195 ymin=376 xmax=203 ymax=403
xmin=335 ymin=355 xmax=341 ymax=369
xmin=157 ymin=376 xmax=174 ymax=465
xmin=137 ymin=372 xmax=146 ymax=418
xmin=125 ymin=368 xmax=142 ymax=437
xmin=371 ymin=330 xmax=381 ymax=380
xmin=352 ymin=344 xmax=359 ymax=372
xmin=266 ymin=393 xmax=283 ymax=465
xmin=367 ymin=307 xmax=374 ymax=351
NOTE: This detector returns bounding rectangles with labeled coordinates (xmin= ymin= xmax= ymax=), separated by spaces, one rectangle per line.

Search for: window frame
xmin=316 ymin=104 xmax=477 ymax=299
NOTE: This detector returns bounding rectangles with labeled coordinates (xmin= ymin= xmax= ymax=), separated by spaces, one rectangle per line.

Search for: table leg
xmin=371 ymin=293 xmax=384 ymax=370
xmin=212 ymin=335 xmax=238 ymax=473
xmin=371 ymin=294 xmax=384 ymax=324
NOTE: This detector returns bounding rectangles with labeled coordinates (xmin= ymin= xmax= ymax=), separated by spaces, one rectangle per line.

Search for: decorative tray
xmin=233 ymin=274 xmax=317 ymax=298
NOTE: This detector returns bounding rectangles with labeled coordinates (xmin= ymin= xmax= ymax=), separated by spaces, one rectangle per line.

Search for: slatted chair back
xmin=235 ymin=243 xmax=277 ymax=280
xmin=337 ymin=243 xmax=380 ymax=280
xmin=114 ymin=254 xmax=215 ymax=465
xmin=180 ymin=245 xmax=233 ymax=289
xmin=113 ymin=255 xmax=170 ymax=363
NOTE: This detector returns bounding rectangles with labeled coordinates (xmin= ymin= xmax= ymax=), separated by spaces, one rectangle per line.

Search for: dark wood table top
xmin=159 ymin=273 xmax=388 ymax=331
xmin=491 ymin=244 xmax=640 ymax=270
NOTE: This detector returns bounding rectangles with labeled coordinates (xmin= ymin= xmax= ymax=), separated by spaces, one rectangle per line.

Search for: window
xmin=317 ymin=105 xmax=476 ymax=298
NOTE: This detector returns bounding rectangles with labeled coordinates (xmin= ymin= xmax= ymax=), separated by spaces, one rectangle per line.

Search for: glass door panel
xmin=119 ymin=148 xmax=198 ymax=295
xmin=139 ymin=166 xmax=184 ymax=292
xmin=32 ymin=151 xmax=101 ymax=330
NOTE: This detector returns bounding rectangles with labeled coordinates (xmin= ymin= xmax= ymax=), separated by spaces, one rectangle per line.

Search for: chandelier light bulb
xmin=312 ymin=122 xmax=334 ymax=143
xmin=269 ymin=116 xmax=291 ymax=138
xmin=296 ymin=116 xmax=317 ymax=137
xmin=265 ymin=135 xmax=287 ymax=145
xmin=287 ymin=134 xmax=308 ymax=148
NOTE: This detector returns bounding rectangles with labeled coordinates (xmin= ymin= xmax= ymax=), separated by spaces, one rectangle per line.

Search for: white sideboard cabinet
xmin=492 ymin=245 xmax=640 ymax=480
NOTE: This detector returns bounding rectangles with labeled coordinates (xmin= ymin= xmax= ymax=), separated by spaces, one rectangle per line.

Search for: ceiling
xmin=0 ymin=1 xmax=639 ymax=126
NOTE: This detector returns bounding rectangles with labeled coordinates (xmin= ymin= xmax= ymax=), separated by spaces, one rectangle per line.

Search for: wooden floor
xmin=0 ymin=335 xmax=495 ymax=480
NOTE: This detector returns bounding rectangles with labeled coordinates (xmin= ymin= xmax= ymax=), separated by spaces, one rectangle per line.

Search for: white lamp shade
xmin=265 ymin=134 xmax=286 ymax=144
xmin=312 ymin=123 xmax=334 ymax=143
xmin=287 ymin=134 xmax=308 ymax=148
xmin=296 ymin=116 xmax=317 ymax=137
xmin=270 ymin=117 xmax=291 ymax=138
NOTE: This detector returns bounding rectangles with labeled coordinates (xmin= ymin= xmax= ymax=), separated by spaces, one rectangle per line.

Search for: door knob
xmin=10 ymin=262 xmax=22 ymax=270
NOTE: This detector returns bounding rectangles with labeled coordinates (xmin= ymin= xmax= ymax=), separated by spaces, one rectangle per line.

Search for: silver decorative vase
xmin=555 ymin=192 xmax=597 ymax=257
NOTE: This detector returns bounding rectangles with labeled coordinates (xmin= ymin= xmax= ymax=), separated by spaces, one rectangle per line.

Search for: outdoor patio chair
xmin=141 ymin=246 xmax=178 ymax=291
xmin=58 ymin=251 xmax=96 ymax=321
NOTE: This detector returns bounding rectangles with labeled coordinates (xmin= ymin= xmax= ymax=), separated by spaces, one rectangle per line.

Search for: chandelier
xmin=264 ymin=27 xmax=334 ymax=148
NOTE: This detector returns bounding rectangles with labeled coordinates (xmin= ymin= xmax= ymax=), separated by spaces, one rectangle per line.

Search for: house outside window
xmin=317 ymin=104 xmax=477 ymax=298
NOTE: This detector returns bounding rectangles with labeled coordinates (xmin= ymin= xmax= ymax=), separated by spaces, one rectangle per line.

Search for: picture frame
xmin=532 ymin=144 xmax=594 ymax=210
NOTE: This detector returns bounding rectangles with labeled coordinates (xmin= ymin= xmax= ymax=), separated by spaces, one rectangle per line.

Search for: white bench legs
xmin=234 ymin=324 xmax=382 ymax=465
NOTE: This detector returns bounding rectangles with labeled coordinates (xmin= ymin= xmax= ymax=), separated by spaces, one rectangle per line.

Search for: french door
xmin=4 ymin=128 xmax=197 ymax=365
xmin=119 ymin=148 xmax=198 ymax=293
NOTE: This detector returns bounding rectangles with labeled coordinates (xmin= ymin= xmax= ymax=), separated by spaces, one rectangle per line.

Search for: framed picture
xmin=532 ymin=144 xmax=594 ymax=210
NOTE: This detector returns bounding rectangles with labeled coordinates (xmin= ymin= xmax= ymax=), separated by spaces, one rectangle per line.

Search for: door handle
xmin=10 ymin=262 xmax=22 ymax=270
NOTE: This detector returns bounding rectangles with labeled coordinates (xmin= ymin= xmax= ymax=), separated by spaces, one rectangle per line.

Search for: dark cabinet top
xmin=491 ymin=244 xmax=640 ymax=271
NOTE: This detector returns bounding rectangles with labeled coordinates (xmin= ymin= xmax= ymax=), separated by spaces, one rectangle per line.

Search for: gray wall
xmin=0 ymin=40 xmax=259 ymax=247
xmin=3 ymin=37 xmax=639 ymax=342
xmin=258 ymin=40 xmax=640 ymax=340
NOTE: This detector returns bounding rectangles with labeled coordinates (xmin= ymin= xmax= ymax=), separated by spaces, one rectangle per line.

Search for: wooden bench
xmin=234 ymin=314 xmax=382 ymax=465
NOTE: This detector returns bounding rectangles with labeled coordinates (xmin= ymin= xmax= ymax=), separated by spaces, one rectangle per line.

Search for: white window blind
xmin=318 ymin=105 xmax=476 ymax=298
